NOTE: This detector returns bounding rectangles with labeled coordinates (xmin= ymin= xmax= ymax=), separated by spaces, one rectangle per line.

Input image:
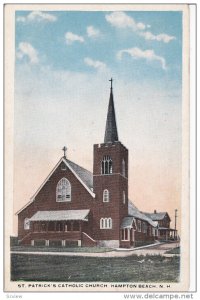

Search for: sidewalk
xmin=11 ymin=242 xmax=179 ymax=257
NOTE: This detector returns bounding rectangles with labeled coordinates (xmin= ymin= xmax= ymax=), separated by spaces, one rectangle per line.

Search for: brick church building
xmin=16 ymin=80 xmax=177 ymax=248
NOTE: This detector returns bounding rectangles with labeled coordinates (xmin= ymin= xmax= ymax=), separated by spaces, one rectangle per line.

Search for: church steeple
xmin=104 ymin=78 xmax=119 ymax=143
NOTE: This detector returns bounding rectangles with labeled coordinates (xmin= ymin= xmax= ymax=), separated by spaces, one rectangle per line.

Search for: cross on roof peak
xmin=109 ymin=78 xmax=113 ymax=90
xmin=62 ymin=146 xmax=67 ymax=158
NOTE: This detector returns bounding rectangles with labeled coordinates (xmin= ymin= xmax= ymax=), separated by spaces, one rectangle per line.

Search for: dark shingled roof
xmin=65 ymin=158 xmax=93 ymax=190
xmin=128 ymin=201 xmax=157 ymax=227
xmin=104 ymin=87 xmax=119 ymax=143
xmin=121 ymin=216 xmax=136 ymax=229
xmin=143 ymin=212 xmax=170 ymax=221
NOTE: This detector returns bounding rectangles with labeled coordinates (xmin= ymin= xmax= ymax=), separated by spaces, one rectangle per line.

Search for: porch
xmin=20 ymin=209 xmax=96 ymax=247
xmin=158 ymin=227 xmax=178 ymax=241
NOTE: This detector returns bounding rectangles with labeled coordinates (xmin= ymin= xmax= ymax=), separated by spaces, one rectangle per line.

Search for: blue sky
xmin=15 ymin=10 xmax=182 ymax=84
xmin=14 ymin=9 xmax=183 ymax=230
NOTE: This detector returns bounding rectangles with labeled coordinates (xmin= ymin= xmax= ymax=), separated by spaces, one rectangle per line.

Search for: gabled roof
xmin=128 ymin=201 xmax=157 ymax=227
xmin=121 ymin=216 xmax=136 ymax=229
xmin=144 ymin=212 xmax=171 ymax=222
xmin=66 ymin=158 xmax=93 ymax=190
xmin=29 ymin=209 xmax=90 ymax=222
xmin=16 ymin=157 xmax=95 ymax=215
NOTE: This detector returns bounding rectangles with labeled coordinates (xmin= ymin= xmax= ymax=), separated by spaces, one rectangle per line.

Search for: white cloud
xmin=105 ymin=11 xmax=175 ymax=43
xmin=16 ymin=11 xmax=57 ymax=23
xmin=65 ymin=32 xmax=84 ymax=45
xmin=117 ymin=47 xmax=167 ymax=70
xmin=139 ymin=31 xmax=176 ymax=43
xmin=84 ymin=57 xmax=107 ymax=71
xmin=136 ymin=22 xmax=146 ymax=30
xmin=87 ymin=26 xmax=101 ymax=38
xmin=16 ymin=42 xmax=39 ymax=64
xmin=105 ymin=11 xmax=146 ymax=31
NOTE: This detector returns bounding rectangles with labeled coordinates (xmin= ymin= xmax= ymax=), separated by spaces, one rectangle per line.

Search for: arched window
xmin=122 ymin=159 xmax=126 ymax=177
xmin=100 ymin=218 xmax=104 ymax=229
xmin=100 ymin=217 xmax=112 ymax=229
xmin=56 ymin=178 xmax=71 ymax=202
xmin=108 ymin=218 xmax=112 ymax=229
xmin=101 ymin=156 xmax=112 ymax=175
xmin=103 ymin=189 xmax=109 ymax=202
xmin=123 ymin=191 xmax=126 ymax=204
xmin=24 ymin=218 xmax=30 ymax=230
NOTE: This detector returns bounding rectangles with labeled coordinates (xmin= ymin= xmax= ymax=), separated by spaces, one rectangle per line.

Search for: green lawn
xmin=165 ymin=247 xmax=180 ymax=255
xmin=11 ymin=253 xmax=180 ymax=282
xmin=11 ymin=246 xmax=113 ymax=253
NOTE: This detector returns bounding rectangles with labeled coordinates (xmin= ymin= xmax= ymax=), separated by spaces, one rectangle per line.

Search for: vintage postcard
xmin=4 ymin=3 xmax=191 ymax=293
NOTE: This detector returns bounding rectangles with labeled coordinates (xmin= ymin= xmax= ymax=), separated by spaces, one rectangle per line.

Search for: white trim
xmin=16 ymin=157 xmax=95 ymax=215
xmin=100 ymin=217 xmax=112 ymax=229
xmin=82 ymin=232 xmax=96 ymax=242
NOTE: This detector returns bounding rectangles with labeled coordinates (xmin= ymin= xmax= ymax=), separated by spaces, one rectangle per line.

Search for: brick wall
xmin=18 ymin=161 xmax=94 ymax=240
xmin=92 ymin=141 xmax=128 ymax=241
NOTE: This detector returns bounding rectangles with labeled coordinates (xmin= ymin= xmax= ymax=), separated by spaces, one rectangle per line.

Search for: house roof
xmin=143 ymin=212 xmax=170 ymax=221
xmin=120 ymin=216 xmax=136 ymax=229
xmin=128 ymin=201 xmax=157 ymax=227
xmin=29 ymin=209 xmax=90 ymax=222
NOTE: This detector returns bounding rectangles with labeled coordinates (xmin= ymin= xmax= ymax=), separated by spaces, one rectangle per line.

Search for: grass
xmin=165 ymin=247 xmax=180 ymax=255
xmin=11 ymin=246 xmax=113 ymax=253
xmin=11 ymin=253 xmax=180 ymax=282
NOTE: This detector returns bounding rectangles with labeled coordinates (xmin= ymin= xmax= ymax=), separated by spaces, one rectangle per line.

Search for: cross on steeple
xmin=62 ymin=146 xmax=67 ymax=158
xmin=109 ymin=78 xmax=113 ymax=90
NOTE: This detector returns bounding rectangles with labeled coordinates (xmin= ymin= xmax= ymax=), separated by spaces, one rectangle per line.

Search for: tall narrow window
xmin=122 ymin=159 xmax=126 ymax=177
xmin=103 ymin=189 xmax=109 ymax=202
xmin=56 ymin=178 xmax=71 ymax=202
xmin=123 ymin=191 xmax=126 ymax=204
xmin=122 ymin=228 xmax=129 ymax=241
xmin=137 ymin=220 xmax=142 ymax=232
xmin=24 ymin=218 xmax=30 ymax=230
xmin=100 ymin=218 xmax=104 ymax=229
xmin=143 ymin=222 xmax=147 ymax=234
xmin=101 ymin=156 xmax=112 ymax=174
xmin=108 ymin=218 xmax=112 ymax=229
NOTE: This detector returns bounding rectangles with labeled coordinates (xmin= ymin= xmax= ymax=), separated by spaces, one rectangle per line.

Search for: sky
xmin=14 ymin=9 xmax=182 ymax=234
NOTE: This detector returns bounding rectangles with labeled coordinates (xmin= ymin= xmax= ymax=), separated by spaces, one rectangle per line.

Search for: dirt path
xmin=11 ymin=242 xmax=179 ymax=257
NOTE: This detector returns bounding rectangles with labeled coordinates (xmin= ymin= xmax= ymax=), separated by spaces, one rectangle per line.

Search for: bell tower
xmin=92 ymin=79 xmax=128 ymax=248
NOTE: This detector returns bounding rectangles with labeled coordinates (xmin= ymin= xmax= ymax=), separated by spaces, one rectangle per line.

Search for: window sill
xmin=56 ymin=200 xmax=71 ymax=202
xmin=100 ymin=228 xmax=112 ymax=230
